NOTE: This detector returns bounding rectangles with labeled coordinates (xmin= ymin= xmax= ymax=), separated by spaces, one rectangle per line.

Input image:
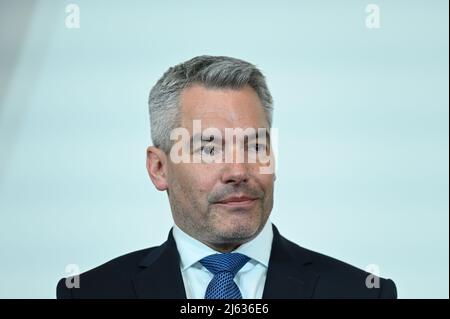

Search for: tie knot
xmin=200 ymin=253 xmax=250 ymax=276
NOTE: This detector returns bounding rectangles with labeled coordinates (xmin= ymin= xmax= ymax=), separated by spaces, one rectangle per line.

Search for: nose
xmin=221 ymin=162 xmax=249 ymax=185
xmin=220 ymin=142 xmax=250 ymax=184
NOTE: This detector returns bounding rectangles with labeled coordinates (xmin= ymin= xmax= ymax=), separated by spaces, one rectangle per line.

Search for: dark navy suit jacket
xmin=57 ymin=224 xmax=397 ymax=299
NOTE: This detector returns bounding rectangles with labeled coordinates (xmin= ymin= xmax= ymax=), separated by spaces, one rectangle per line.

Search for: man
xmin=57 ymin=55 xmax=397 ymax=299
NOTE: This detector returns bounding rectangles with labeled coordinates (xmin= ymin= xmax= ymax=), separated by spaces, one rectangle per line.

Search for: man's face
xmin=160 ymin=84 xmax=274 ymax=250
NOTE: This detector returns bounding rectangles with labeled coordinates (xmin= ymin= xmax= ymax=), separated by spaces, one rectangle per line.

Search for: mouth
xmin=215 ymin=195 xmax=258 ymax=208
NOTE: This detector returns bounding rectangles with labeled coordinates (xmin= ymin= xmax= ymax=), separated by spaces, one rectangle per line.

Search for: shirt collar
xmin=172 ymin=220 xmax=273 ymax=271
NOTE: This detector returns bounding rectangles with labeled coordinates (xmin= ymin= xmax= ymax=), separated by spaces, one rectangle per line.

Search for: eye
xmin=249 ymin=143 xmax=267 ymax=153
xmin=201 ymin=145 xmax=215 ymax=156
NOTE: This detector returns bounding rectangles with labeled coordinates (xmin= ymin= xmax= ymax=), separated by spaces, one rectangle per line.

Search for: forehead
xmin=179 ymin=84 xmax=269 ymax=131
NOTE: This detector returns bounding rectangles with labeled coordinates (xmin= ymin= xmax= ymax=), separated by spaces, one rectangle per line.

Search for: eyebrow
xmin=188 ymin=130 xmax=271 ymax=146
xmin=188 ymin=133 xmax=218 ymax=146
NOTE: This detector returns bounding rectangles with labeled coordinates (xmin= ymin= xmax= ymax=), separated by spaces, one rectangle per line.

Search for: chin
xmin=212 ymin=218 xmax=260 ymax=243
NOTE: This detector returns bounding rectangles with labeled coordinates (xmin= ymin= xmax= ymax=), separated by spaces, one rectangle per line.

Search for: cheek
xmin=257 ymin=175 xmax=275 ymax=206
xmin=258 ymin=173 xmax=275 ymax=191
xmin=170 ymin=164 xmax=216 ymax=196
xmin=189 ymin=165 xmax=219 ymax=195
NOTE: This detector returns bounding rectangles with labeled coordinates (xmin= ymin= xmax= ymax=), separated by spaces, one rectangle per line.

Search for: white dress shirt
xmin=172 ymin=220 xmax=274 ymax=299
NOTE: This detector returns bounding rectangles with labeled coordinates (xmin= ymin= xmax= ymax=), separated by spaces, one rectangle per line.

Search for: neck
xmin=205 ymin=242 xmax=242 ymax=253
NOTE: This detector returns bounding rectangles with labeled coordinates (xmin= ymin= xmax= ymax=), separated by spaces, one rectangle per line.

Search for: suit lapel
xmin=262 ymin=225 xmax=320 ymax=299
xmin=132 ymin=225 xmax=318 ymax=299
xmin=132 ymin=229 xmax=187 ymax=299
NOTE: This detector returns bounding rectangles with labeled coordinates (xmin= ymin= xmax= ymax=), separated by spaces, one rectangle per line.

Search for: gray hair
xmin=148 ymin=55 xmax=273 ymax=153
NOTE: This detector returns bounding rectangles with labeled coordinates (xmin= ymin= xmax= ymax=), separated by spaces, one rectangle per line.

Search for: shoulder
xmin=56 ymin=246 xmax=156 ymax=299
xmin=279 ymin=233 xmax=397 ymax=299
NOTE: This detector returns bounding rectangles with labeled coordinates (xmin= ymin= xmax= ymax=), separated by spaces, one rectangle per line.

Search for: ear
xmin=146 ymin=146 xmax=168 ymax=191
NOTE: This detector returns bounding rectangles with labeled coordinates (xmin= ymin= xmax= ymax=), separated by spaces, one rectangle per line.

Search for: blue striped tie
xmin=200 ymin=253 xmax=250 ymax=299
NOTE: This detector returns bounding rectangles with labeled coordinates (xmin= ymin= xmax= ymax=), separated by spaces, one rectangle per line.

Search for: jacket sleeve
xmin=56 ymin=277 xmax=74 ymax=299
xmin=378 ymin=278 xmax=397 ymax=299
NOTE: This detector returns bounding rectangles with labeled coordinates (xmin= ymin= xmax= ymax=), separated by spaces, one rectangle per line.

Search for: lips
xmin=215 ymin=195 xmax=258 ymax=207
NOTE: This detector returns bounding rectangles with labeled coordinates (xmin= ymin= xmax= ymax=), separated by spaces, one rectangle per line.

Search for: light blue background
xmin=0 ymin=0 xmax=448 ymax=298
